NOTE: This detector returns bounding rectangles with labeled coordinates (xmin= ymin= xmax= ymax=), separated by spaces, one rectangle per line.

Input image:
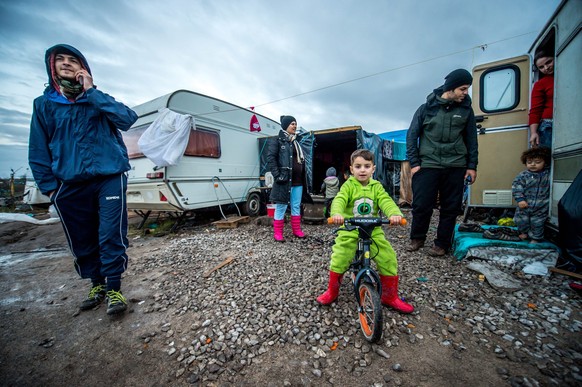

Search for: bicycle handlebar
xmin=327 ymin=216 xmax=407 ymax=227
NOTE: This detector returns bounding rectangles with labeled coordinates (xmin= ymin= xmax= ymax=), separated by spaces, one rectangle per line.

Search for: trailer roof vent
xmin=213 ymin=105 xmax=220 ymax=112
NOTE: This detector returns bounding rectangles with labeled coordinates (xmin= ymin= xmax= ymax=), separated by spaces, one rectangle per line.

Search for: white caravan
xmin=122 ymin=90 xmax=281 ymax=217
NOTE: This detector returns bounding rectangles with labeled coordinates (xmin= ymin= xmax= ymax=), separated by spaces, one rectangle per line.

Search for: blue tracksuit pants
xmin=52 ymin=173 xmax=128 ymax=288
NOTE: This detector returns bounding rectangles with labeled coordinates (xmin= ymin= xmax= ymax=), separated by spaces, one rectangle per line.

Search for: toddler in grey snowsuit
xmin=512 ymin=147 xmax=551 ymax=243
xmin=321 ymin=167 xmax=339 ymax=218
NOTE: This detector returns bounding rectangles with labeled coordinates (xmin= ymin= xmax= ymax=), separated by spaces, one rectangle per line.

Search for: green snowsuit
xmin=329 ymin=177 xmax=403 ymax=276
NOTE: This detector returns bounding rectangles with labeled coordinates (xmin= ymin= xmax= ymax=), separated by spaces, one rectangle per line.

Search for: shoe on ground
xmin=106 ymin=290 xmax=128 ymax=315
xmin=80 ymin=284 xmax=106 ymax=310
xmin=428 ymin=246 xmax=446 ymax=257
xmin=483 ymin=228 xmax=521 ymax=242
xmin=406 ymin=239 xmax=424 ymax=252
xmin=482 ymin=228 xmax=499 ymax=239
xmin=497 ymin=227 xmax=521 ymax=237
xmin=458 ymin=223 xmax=484 ymax=233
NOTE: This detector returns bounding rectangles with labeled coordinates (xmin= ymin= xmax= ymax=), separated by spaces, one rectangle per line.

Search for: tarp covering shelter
xmin=378 ymin=129 xmax=411 ymax=205
xmin=378 ymin=129 xmax=408 ymax=161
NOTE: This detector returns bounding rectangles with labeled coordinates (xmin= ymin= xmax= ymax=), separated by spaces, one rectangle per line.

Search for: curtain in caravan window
xmin=184 ymin=129 xmax=221 ymax=158
xmin=122 ymin=125 xmax=148 ymax=159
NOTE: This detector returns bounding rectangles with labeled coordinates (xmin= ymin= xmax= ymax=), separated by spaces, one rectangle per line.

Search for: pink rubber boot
xmin=273 ymin=219 xmax=285 ymax=242
xmin=291 ymin=215 xmax=306 ymax=238
xmin=380 ymin=275 xmax=414 ymax=314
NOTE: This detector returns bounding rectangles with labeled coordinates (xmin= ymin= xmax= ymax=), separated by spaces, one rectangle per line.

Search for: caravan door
xmin=541 ymin=0 xmax=582 ymax=227
xmin=469 ymin=55 xmax=530 ymax=209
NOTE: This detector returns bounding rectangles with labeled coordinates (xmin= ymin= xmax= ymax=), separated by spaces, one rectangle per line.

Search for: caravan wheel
xmin=244 ymin=192 xmax=265 ymax=217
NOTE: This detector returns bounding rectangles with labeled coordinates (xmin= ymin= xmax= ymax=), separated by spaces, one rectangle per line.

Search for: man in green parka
xmin=406 ymin=69 xmax=478 ymax=256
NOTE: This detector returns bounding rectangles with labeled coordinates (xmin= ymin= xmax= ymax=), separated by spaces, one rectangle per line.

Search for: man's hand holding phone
xmin=75 ymin=70 xmax=94 ymax=90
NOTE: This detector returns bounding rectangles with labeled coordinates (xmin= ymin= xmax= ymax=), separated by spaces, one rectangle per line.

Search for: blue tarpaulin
xmin=453 ymin=224 xmax=560 ymax=261
xmin=358 ymin=129 xmax=387 ymax=185
xmin=378 ymin=129 xmax=408 ymax=161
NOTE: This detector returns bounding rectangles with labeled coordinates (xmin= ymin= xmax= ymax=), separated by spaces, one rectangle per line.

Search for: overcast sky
xmin=0 ymin=0 xmax=561 ymax=178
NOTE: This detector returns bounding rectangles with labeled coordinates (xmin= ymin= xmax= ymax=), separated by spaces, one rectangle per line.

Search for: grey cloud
xmin=0 ymin=107 xmax=31 ymax=144
xmin=0 ymin=0 xmax=562 ymax=150
xmin=0 ymin=144 xmax=29 ymax=178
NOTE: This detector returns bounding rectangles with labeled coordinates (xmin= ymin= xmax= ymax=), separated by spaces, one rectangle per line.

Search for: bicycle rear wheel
xmin=357 ymin=282 xmax=383 ymax=343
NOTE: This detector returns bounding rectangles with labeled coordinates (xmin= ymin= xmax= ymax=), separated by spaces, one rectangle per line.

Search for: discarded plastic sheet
xmin=0 ymin=213 xmax=60 ymax=225
xmin=466 ymin=261 xmax=522 ymax=291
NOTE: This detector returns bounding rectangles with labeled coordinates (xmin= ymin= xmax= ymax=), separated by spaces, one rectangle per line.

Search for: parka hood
xmin=44 ymin=44 xmax=91 ymax=92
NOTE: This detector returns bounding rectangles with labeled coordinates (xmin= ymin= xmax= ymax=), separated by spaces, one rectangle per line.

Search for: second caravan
xmin=467 ymin=0 xmax=581 ymax=232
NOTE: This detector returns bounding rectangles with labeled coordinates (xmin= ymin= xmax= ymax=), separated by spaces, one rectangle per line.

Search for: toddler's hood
xmin=326 ymin=167 xmax=337 ymax=177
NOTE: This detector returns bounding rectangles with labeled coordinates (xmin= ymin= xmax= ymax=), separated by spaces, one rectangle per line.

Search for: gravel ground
xmin=1 ymin=209 xmax=581 ymax=386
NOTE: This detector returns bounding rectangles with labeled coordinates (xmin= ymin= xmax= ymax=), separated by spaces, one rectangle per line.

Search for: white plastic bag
xmin=137 ymin=108 xmax=194 ymax=167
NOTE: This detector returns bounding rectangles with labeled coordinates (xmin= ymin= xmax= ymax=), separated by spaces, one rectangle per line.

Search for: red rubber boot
xmin=316 ymin=271 xmax=343 ymax=305
xmin=291 ymin=215 xmax=306 ymax=238
xmin=380 ymin=275 xmax=414 ymax=314
xmin=273 ymin=219 xmax=285 ymax=242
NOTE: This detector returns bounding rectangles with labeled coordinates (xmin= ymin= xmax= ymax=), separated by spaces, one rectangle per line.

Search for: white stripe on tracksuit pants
xmin=52 ymin=173 xmax=128 ymax=290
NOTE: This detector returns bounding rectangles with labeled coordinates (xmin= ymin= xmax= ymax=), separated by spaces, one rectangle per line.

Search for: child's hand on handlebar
xmin=328 ymin=214 xmax=344 ymax=225
xmin=389 ymin=215 xmax=407 ymax=226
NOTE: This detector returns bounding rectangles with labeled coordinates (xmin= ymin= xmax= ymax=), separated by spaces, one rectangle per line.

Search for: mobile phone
xmin=78 ymin=75 xmax=84 ymax=86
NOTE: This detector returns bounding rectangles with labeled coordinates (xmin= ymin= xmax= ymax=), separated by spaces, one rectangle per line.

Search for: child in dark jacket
xmin=512 ymin=147 xmax=551 ymax=243
xmin=320 ymin=167 xmax=339 ymax=218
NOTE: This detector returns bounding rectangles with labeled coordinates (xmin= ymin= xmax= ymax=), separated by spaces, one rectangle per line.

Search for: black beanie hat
xmin=280 ymin=115 xmax=296 ymax=131
xmin=443 ymin=69 xmax=473 ymax=91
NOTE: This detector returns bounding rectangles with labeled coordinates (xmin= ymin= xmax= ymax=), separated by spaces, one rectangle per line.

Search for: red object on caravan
xmin=146 ymin=172 xmax=164 ymax=179
xmin=249 ymin=107 xmax=261 ymax=132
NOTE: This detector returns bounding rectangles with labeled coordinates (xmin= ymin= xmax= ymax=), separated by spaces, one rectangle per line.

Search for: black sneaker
xmin=497 ymin=227 xmax=521 ymax=237
xmin=80 ymin=284 xmax=106 ymax=310
xmin=458 ymin=223 xmax=484 ymax=233
xmin=483 ymin=228 xmax=521 ymax=242
xmin=106 ymin=290 xmax=128 ymax=315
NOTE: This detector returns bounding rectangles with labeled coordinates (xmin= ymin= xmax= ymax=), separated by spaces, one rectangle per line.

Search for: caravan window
xmin=122 ymin=125 xmax=221 ymax=159
xmin=480 ymin=65 xmax=521 ymax=113
xmin=184 ymin=127 xmax=221 ymax=158
xmin=123 ymin=124 xmax=147 ymax=159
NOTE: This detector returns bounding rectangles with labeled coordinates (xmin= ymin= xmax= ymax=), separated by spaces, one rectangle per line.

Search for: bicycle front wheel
xmin=357 ymin=282 xmax=383 ymax=343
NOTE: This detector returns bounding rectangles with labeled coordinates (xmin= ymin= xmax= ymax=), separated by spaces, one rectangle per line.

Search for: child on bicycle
xmin=317 ymin=149 xmax=414 ymax=313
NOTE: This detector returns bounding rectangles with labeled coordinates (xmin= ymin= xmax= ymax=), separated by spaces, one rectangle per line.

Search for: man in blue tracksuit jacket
xmin=28 ymin=44 xmax=138 ymax=315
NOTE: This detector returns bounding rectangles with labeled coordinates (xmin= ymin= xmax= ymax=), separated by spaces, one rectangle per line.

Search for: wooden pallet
xmin=212 ymin=216 xmax=251 ymax=229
